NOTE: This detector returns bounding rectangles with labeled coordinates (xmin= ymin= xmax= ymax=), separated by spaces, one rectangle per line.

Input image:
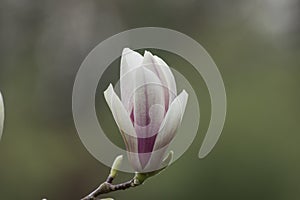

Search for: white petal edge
xmin=121 ymin=48 xmax=143 ymax=75
xmin=152 ymin=90 xmax=188 ymax=151
xmin=120 ymin=48 xmax=143 ymax=112
xmin=154 ymin=55 xmax=177 ymax=101
xmin=104 ymin=84 xmax=137 ymax=139
xmin=143 ymin=51 xmax=177 ymax=105
xmin=104 ymin=84 xmax=142 ymax=171
xmin=0 ymin=92 xmax=4 ymax=138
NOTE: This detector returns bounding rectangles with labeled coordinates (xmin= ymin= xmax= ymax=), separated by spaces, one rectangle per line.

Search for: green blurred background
xmin=0 ymin=0 xmax=300 ymax=199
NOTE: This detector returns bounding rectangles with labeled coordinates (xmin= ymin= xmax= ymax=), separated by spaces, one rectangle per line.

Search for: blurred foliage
xmin=0 ymin=0 xmax=300 ymax=199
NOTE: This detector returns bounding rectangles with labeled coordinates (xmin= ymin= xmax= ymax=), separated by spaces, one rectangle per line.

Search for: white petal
xmin=133 ymin=66 xmax=165 ymax=138
xmin=104 ymin=84 xmax=141 ymax=170
xmin=121 ymin=48 xmax=143 ymax=75
xmin=142 ymin=145 xmax=168 ymax=172
xmin=142 ymin=51 xmax=177 ymax=109
xmin=154 ymin=55 xmax=177 ymax=102
xmin=133 ymin=65 xmax=166 ymax=168
xmin=153 ymin=90 xmax=188 ymax=151
xmin=120 ymin=48 xmax=143 ymax=112
xmin=104 ymin=84 xmax=137 ymax=137
xmin=0 ymin=92 xmax=4 ymax=137
xmin=121 ymin=132 xmax=142 ymax=172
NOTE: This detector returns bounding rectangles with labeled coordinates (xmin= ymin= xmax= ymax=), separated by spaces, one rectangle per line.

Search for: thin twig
xmin=81 ymin=155 xmax=141 ymax=200
xmin=81 ymin=152 xmax=173 ymax=200
xmin=81 ymin=176 xmax=140 ymax=200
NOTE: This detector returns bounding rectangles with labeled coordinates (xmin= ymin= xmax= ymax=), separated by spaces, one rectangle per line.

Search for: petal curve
xmin=143 ymin=51 xmax=177 ymax=110
xmin=104 ymin=84 xmax=137 ymax=138
xmin=153 ymin=90 xmax=188 ymax=151
xmin=104 ymin=84 xmax=142 ymax=171
xmin=120 ymin=48 xmax=143 ymax=112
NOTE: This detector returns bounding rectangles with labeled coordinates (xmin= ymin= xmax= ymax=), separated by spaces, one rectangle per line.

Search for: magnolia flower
xmin=0 ymin=92 xmax=4 ymax=137
xmin=104 ymin=48 xmax=188 ymax=172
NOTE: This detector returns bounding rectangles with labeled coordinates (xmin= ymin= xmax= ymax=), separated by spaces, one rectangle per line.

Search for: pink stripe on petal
xmin=133 ymin=66 xmax=165 ymax=168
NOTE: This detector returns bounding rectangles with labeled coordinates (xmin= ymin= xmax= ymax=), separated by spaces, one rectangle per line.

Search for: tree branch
xmin=81 ymin=152 xmax=173 ymax=200
xmin=81 ymin=155 xmax=142 ymax=200
xmin=81 ymin=178 xmax=140 ymax=200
